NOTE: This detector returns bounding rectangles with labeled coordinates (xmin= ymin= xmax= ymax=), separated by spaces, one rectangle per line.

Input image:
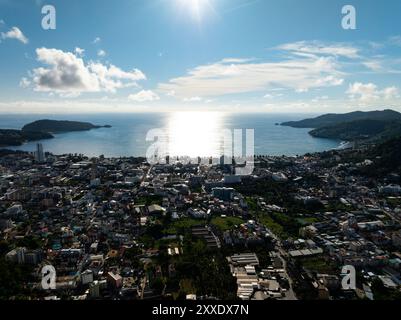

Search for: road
xmin=267 ymin=229 xmax=298 ymax=300
xmin=277 ymin=247 xmax=297 ymax=300
xmin=140 ymin=274 xmax=147 ymax=299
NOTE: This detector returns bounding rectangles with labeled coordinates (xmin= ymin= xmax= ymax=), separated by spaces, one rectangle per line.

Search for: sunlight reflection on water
xmin=166 ymin=112 xmax=225 ymax=157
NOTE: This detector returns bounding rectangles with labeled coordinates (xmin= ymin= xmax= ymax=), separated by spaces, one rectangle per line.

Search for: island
xmin=22 ymin=120 xmax=112 ymax=133
xmin=281 ymin=109 xmax=401 ymax=142
xmin=0 ymin=119 xmax=111 ymax=147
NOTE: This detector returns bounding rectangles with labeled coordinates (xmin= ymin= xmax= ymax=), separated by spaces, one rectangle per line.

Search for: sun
xmin=176 ymin=0 xmax=213 ymax=22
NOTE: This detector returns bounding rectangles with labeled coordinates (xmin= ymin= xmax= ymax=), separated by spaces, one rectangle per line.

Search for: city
xmin=1 ymin=140 xmax=400 ymax=301
xmin=1 ymin=0 xmax=401 ymax=315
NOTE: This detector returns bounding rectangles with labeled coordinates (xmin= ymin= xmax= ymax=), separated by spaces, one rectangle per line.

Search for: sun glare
xmin=167 ymin=112 xmax=224 ymax=158
xmin=176 ymin=0 xmax=213 ymax=21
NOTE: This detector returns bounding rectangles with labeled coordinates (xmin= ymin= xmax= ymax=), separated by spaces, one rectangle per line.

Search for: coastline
xmin=0 ymin=113 xmax=342 ymax=158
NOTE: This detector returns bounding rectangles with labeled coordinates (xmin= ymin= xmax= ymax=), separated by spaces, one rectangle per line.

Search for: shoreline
xmin=0 ymin=113 xmax=341 ymax=158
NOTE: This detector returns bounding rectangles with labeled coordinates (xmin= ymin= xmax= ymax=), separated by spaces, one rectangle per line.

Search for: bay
xmin=0 ymin=112 xmax=341 ymax=158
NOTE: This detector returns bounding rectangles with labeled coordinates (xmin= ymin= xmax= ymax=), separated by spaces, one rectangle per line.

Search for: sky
xmin=0 ymin=0 xmax=401 ymax=114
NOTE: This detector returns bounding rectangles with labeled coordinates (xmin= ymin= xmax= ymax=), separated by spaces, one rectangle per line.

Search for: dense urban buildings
xmin=1 ymin=141 xmax=401 ymax=301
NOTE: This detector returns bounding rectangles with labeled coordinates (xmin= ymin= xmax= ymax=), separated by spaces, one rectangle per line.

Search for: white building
xmin=35 ymin=143 xmax=45 ymax=163
xmin=81 ymin=270 xmax=94 ymax=285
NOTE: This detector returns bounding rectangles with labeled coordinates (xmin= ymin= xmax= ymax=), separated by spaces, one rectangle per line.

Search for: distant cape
xmin=280 ymin=110 xmax=401 ymax=142
xmin=280 ymin=110 xmax=401 ymax=129
xmin=22 ymin=119 xmax=112 ymax=133
xmin=0 ymin=119 xmax=111 ymax=147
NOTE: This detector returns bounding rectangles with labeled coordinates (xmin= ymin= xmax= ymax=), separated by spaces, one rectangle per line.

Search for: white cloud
xmin=221 ymin=58 xmax=254 ymax=64
xmin=362 ymin=60 xmax=383 ymax=72
xmin=19 ymin=77 xmax=31 ymax=88
xmin=382 ymin=86 xmax=399 ymax=100
xmin=347 ymin=82 xmax=399 ymax=102
xmin=93 ymin=37 xmax=101 ymax=44
xmin=159 ymin=55 xmax=344 ymax=99
xmin=74 ymin=47 xmax=85 ymax=57
xmin=347 ymin=83 xmax=380 ymax=102
xmin=158 ymin=41 xmax=358 ymax=99
xmin=166 ymin=90 xmax=176 ymax=97
xmin=263 ymin=92 xmax=283 ymax=99
xmin=89 ymin=62 xmax=145 ymax=83
xmin=97 ymin=49 xmax=106 ymax=57
xmin=25 ymin=47 xmax=146 ymax=95
xmin=183 ymin=96 xmax=203 ymax=102
xmin=276 ymin=41 xmax=360 ymax=59
xmin=128 ymin=90 xmax=160 ymax=102
xmin=311 ymin=95 xmax=329 ymax=103
xmin=1 ymin=26 xmax=28 ymax=44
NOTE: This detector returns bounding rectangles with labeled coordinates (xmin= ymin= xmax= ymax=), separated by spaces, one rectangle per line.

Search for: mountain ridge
xmin=281 ymin=109 xmax=401 ymax=128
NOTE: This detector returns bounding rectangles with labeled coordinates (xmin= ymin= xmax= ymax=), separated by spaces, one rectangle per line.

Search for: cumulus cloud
xmin=97 ymin=49 xmax=106 ymax=57
xmin=347 ymin=82 xmax=399 ymax=102
xmin=128 ymin=90 xmax=160 ymax=102
xmin=382 ymin=86 xmax=400 ymax=100
xmin=74 ymin=47 xmax=85 ymax=57
xmin=25 ymin=47 xmax=146 ymax=95
xmin=1 ymin=26 xmax=28 ymax=44
xmin=93 ymin=37 xmax=101 ymax=44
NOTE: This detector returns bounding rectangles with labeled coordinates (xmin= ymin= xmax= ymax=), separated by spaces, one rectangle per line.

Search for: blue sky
xmin=0 ymin=0 xmax=401 ymax=113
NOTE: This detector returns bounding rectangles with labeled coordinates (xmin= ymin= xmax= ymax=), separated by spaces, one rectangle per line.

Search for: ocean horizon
xmin=0 ymin=112 xmax=341 ymax=158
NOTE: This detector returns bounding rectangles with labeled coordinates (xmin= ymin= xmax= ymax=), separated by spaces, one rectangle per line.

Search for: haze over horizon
xmin=1 ymin=0 xmax=401 ymax=114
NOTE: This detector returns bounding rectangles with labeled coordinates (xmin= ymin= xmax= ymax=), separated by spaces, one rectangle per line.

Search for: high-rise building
xmin=89 ymin=281 xmax=100 ymax=298
xmin=5 ymin=247 xmax=43 ymax=265
xmin=24 ymin=249 xmax=43 ymax=265
xmin=35 ymin=143 xmax=45 ymax=163
xmin=90 ymin=159 xmax=100 ymax=187
xmin=5 ymin=247 xmax=26 ymax=264
xmin=91 ymin=159 xmax=97 ymax=180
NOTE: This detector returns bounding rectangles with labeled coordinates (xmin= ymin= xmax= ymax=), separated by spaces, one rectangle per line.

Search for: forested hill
xmin=22 ymin=120 xmax=111 ymax=133
xmin=309 ymin=119 xmax=401 ymax=141
xmin=281 ymin=110 xmax=401 ymax=128
xmin=0 ymin=119 xmax=111 ymax=147
xmin=0 ymin=129 xmax=53 ymax=147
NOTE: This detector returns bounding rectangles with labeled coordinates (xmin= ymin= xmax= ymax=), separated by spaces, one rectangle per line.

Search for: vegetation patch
xmin=210 ymin=216 xmax=244 ymax=231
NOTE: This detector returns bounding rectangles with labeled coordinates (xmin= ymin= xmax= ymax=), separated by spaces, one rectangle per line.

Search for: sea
xmin=0 ymin=112 xmax=341 ymax=158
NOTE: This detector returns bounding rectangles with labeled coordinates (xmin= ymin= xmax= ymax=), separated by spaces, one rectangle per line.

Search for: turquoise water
xmin=0 ymin=113 xmax=340 ymax=157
